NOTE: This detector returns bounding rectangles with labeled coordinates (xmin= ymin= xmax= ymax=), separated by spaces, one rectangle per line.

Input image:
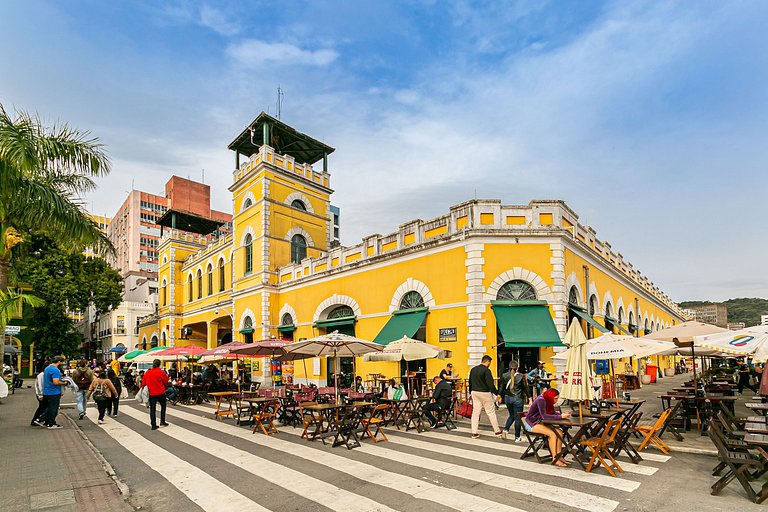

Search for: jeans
xmin=31 ymin=396 xmax=49 ymax=424
xmin=470 ymin=391 xmax=500 ymax=434
xmin=423 ymin=402 xmax=442 ymax=426
xmin=503 ymin=395 xmax=524 ymax=437
xmin=75 ymin=390 xmax=87 ymax=415
xmin=149 ymin=394 xmax=167 ymax=427
xmin=43 ymin=394 xmax=61 ymax=426
xmin=108 ymin=397 xmax=120 ymax=416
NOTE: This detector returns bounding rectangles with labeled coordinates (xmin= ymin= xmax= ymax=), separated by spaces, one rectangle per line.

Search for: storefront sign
xmin=439 ymin=328 xmax=457 ymax=342
xmin=4 ymin=325 xmax=21 ymax=335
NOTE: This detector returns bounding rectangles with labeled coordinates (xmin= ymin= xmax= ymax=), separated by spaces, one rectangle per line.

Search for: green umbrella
xmin=120 ymin=349 xmax=146 ymax=362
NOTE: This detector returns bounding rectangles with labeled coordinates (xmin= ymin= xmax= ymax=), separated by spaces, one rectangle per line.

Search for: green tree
xmin=0 ymin=104 xmax=112 ymax=294
xmin=18 ymin=237 xmax=122 ymax=356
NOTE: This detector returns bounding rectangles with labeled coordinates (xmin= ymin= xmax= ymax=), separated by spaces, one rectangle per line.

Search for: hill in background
xmin=680 ymin=298 xmax=768 ymax=327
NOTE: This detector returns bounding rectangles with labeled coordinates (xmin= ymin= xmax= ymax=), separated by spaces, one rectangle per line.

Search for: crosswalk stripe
xmin=386 ymin=427 xmax=657 ymax=477
xmin=118 ymin=407 xmax=397 ymax=512
xmin=183 ymin=403 xmax=640 ymax=490
xmin=452 ymin=426 xmax=671 ymax=463
xmin=85 ymin=415 xmax=267 ymax=511
xmin=164 ymin=405 xmax=528 ymax=512
xmin=278 ymin=425 xmax=619 ymax=512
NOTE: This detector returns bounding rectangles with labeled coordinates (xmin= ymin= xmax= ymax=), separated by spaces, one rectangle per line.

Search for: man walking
xmin=468 ymin=355 xmax=502 ymax=439
xmin=142 ymin=359 xmax=170 ymax=430
xmin=30 ymin=368 xmax=48 ymax=426
xmin=72 ymin=360 xmax=93 ymax=420
xmin=500 ymin=360 xmax=528 ymax=442
xmin=423 ymin=375 xmax=452 ymax=427
xmin=41 ymin=356 xmax=68 ymax=429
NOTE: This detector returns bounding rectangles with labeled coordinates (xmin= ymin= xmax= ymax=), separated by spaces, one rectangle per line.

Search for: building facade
xmin=139 ymin=113 xmax=686 ymax=385
xmin=106 ymin=176 xmax=232 ymax=276
xmin=685 ymin=303 xmax=728 ymax=328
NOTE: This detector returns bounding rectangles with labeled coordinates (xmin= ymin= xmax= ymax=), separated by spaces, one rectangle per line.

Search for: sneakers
xmin=112 ymin=413 xmax=118 ymax=417
xmin=501 ymin=430 xmax=508 ymax=440
xmin=514 ymin=437 xmax=523 ymax=443
xmin=471 ymin=433 xmax=480 ymax=439
xmin=32 ymin=419 xmax=45 ymax=427
xmin=79 ymin=412 xmax=85 ymax=420
xmin=160 ymin=422 xmax=169 ymax=427
xmin=97 ymin=420 xmax=104 ymax=425
xmin=47 ymin=424 xmax=63 ymax=430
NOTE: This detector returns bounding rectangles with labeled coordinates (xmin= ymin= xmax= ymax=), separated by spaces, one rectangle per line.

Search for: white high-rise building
xmin=761 ymin=314 xmax=768 ymax=326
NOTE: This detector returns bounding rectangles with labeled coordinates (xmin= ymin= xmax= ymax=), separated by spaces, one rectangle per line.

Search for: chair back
xmin=716 ymin=410 xmax=740 ymax=437
xmin=605 ymin=417 xmax=623 ymax=444
xmin=370 ymin=403 xmax=389 ymax=420
xmin=652 ymin=407 xmax=672 ymax=431
xmin=263 ymin=399 xmax=281 ymax=415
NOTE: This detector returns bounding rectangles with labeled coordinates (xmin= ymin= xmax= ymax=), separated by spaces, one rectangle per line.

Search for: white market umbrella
xmin=553 ymin=333 xmax=675 ymax=360
xmin=559 ymin=319 xmax=595 ymax=405
xmin=363 ymin=336 xmax=452 ymax=362
xmin=131 ymin=352 xmax=189 ymax=363
xmin=695 ymin=325 xmax=768 ymax=361
xmin=284 ymin=331 xmax=383 ymax=403
xmin=643 ymin=321 xmax=728 ymax=389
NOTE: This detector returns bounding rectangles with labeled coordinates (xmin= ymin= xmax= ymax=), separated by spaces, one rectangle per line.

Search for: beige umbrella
xmin=559 ymin=319 xmax=595 ymax=410
xmin=642 ymin=321 xmax=728 ymax=390
xmin=363 ymin=336 xmax=452 ymax=362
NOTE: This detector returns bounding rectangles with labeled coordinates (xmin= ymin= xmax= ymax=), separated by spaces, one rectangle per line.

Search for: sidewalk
xmin=0 ymin=382 xmax=133 ymax=512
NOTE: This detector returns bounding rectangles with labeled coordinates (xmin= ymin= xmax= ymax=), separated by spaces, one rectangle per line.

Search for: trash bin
xmin=645 ymin=365 xmax=658 ymax=383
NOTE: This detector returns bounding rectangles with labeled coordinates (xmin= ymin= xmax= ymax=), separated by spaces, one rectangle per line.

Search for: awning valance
xmin=315 ymin=316 xmax=356 ymax=329
xmin=569 ymin=306 xmax=610 ymax=334
xmin=373 ymin=310 xmax=428 ymax=346
xmin=277 ymin=325 xmax=295 ymax=333
xmin=492 ymin=303 xmax=563 ymax=348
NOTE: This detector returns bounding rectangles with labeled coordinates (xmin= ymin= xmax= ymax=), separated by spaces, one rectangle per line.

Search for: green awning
xmin=492 ymin=303 xmax=563 ymax=348
xmin=373 ymin=310 xmax=428 ymax=346
xmin=569 ymin=306 xmax=610 ymax=334
xmin=315 ymin=316 xmax=356 ymax=329
xmin=644 ymin=328 xmax=652 ymax=335
xmin=277 ymin=325 xmax=295 ymax=333
xmin=615 ymin=323 xmax=632 ymax=336
xmin=239 ymin=328 xmax=254 ymax=334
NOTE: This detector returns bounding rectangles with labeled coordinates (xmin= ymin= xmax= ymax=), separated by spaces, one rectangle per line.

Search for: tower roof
xmin=228 ymin=112 xmax=335 ymax=165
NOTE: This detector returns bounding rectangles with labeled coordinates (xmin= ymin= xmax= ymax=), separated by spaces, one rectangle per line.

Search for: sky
xmin=1 ymin=1 xmax=766 ymax=303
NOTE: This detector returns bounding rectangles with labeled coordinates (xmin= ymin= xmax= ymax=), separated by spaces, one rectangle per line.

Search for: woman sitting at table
xmin=383 ymin=378 xmax=407 ymax=401
xmin=523 ymin=388 xmax=571 ymax=467
xmin=354 ymin=375 xmax=365 ymax=393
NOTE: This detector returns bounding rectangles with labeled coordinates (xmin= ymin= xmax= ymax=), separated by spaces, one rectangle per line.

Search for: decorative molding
xmin=601 ymin=290 xmax=614 ymax=317
xmin=485 ymin=267 xmax=554 ymax=303
xmin=564 ymin=272 xmax=583 ymax=307
xmin=285 ymin=226 xmax=315 ymax=247
xmin=240 ymin=191 xmax=256 ymax=213
xmin=313 ymin=295 xmax=362 ymax=322
xmin=278 ymin=304 xmax=298 ymax=325
xmin=240 ymin=225 xmax=255 ymax=246
xmin=284 ymin=192 xmax=315 ymax=214
xmin=240 ymin=308 xmax=255 ymax=330
xmin=389 ymin=278 xmax=436 ymax=312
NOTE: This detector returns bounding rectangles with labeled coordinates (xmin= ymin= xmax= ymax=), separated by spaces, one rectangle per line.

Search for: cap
xmin=446 ymin=363 xmax=453 ymax=367
xmin=537 ymin=360 xmax=545 ymax=365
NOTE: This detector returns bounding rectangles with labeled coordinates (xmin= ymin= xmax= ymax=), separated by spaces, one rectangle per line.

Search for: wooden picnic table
xmin=379 ymin=398 xmax=410 ymax=429
xmin=746 ymin=422 xmax=768 ymax=435
xmin=747 ymin=403 xmax=768 ymax=416
xmin=542 ymin=416 xmax=600 ymax=470
xmin=208 ymin=391 xmax=238 ymax=420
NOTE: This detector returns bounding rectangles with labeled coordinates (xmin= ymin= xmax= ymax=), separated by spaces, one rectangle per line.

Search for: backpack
xmin=74 ymin=368 xmax=91 ymax=390
xmin=92 ymin=381 xmax=107 ymax=402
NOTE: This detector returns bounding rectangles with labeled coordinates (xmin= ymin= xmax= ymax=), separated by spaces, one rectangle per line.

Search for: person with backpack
xmin=500 ymin=360 xmax=529 ymax=442
xmin=107 ymin=368 xmax=122 ymax=417
xmin=86 ymin=369 xmax=117 ymax=424
xmin=72 ymin=360 xmax=93 ymax=420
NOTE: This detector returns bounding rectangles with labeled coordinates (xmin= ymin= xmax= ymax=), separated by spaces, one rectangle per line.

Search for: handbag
xmin=92 ymin=382 xmax=107 ymax=403
xmin=120 ymin=386 xmax=129 ymax=399
xmin=458 ymin=399 xmax=473 ymax=418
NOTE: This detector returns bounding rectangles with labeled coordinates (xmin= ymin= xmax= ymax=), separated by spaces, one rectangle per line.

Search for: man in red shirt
xmin=141 ymin=359 xmax=170 ymax=430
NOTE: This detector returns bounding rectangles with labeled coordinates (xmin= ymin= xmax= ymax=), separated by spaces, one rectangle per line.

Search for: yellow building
xmin=139 ymin=112 xmax=686 ymax=386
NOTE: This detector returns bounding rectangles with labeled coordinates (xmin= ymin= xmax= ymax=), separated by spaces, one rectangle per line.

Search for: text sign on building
xmin=4 ymin=325 xmax=21 ymax=335
xmin=439 ymin=328 xmax=457 ymax=342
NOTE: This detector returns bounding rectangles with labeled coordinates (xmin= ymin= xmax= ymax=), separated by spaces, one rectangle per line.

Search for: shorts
xmin=522 ymin=418 xmax=535 ymax=432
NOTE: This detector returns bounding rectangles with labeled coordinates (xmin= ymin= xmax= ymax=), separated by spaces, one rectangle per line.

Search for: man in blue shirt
xmin=42 ymin=356 xmax=67 ymax=429
xmin=527 ymin=361 xmax=550 ymax=397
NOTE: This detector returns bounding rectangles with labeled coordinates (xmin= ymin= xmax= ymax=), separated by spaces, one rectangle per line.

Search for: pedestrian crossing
xmin=86 ymin=401 xmax=674 ymax=512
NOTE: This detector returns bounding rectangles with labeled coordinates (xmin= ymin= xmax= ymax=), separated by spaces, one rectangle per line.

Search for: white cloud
xmin=225 ymin=39 xmax=338 ymax=67
xmin=199 ymin=5 xmax=240 ymax=37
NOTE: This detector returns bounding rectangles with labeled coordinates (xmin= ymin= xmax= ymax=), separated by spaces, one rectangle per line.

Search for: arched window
xmin=242 ymin=316 xmax=253 ymax=344
xmin=605 ymin=302 xmax=613 ymax=318
xmin=604 ymin=302 xmax=614 ymax=333
xmin=328 ymin=305 xmax=354 ymax=319
xmin=291 ymin=199 xmax=307 ymax=211
xmin=568 ymin=286 xmax=580 ymax=306
xmin=243 ymin=197 xmax=253 ymax=210
xmin=150 ymin=335 xmax=158 ymax=348
xmin=197 ymin=269 xmax=202 ymax=299
xmin=161 ymin=332 xmax=167 ymax=347
xmin=207 ymin=264 xmax=213 ymax=296
xmin=628 ymin=311 xmax=635 ymax=334
xmin=399 ymin=291 xmax=425 ymax=310
xmin=497 ymin=280 xmax=537 ymax=301
xmin=161 ymin=281 xmax=167 ymax=306
xmin=188 ymin=274 xmax=193 ymax=302
xmin=290 ymin=234 xmax=307 ymax=264
xmin=218 ymin=259 xmax=225 ymax=291
xmin=244 ymin=234 xmax=253 ymax=274
xmin=589 ymin=295 xmax=597 ymax=316
xmin=645 ymin=318 xmax=650 ymax=333
xmin=281 ymin=313 xmax=294 ymax=326
xmin=280 ymin=313 xmax=295 ymax=341
xmin=617 ymin=307 xmax=624 ymax=326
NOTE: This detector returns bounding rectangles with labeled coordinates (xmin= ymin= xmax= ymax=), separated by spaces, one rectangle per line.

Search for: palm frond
xmin=0 ymin=289 xmax=43 ymax=328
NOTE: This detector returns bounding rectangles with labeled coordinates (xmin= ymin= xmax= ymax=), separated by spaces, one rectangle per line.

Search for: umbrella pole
xmin=691 ymin=344 xmax=698 ymax=392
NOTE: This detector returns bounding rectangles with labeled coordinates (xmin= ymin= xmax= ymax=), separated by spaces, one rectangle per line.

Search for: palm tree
xmin=0 ymin=104 xmax=112 ymax=293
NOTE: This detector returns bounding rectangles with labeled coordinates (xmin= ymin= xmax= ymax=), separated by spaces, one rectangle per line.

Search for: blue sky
xmin=1 ymin=1 xmax=767 ymax=302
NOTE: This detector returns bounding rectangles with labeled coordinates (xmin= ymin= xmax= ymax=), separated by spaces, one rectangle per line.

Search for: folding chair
xmin=656 ymin=399 xmax=685 ymax=441
xmin=405 ymin=398 xmax=430 ymax=433
xmin=709 ymin=414 xmax=751 ymax=477
xmin=717 ymin=410 xmax=746 ymax=439
xmin=708 ymin=418 xmax=766 ymax=503
xmin=518 ymin=412 xmax=551 ymax=463
xmin=581 ymin=417 xmax=624 ymax=477
xmin=234 ymin=395 xmax=253 ymax=426
xmin=360 ymin=404 xmax=389 ymax=443
xmin=298 ymin=401 xmax=320 ymax=440
xmin=333 ymin=406 xmax=362 ymax=450
xmin=252 ymin=399 xmax=281 ymax=436
xmin=611 ymin=412 xmax=643 ymax=464
xmin=434 ymin=397 xmax=458 ymax=430
xmin=634 ymin=407 xmax=672 ymax=454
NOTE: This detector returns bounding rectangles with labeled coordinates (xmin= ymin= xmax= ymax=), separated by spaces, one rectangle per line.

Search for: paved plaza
xmin=1 ymin=372 xmax=765 ymax=512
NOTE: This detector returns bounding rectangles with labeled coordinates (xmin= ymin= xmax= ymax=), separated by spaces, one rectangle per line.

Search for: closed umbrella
xmin=283 ymin=331 xmax=383 ymax=403
xmin=559 ymin=319 xmax=595 ymax=409
xmin=363 ymin=336 xmax=452 ymax=362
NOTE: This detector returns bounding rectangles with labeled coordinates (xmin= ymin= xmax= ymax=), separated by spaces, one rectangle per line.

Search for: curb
xmin=63 ymin=413 xmax=131 ymax=497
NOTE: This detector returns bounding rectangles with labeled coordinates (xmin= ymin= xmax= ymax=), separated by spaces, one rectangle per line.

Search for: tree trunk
xmin=0 ymin=256 xmax=8 ymax=366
